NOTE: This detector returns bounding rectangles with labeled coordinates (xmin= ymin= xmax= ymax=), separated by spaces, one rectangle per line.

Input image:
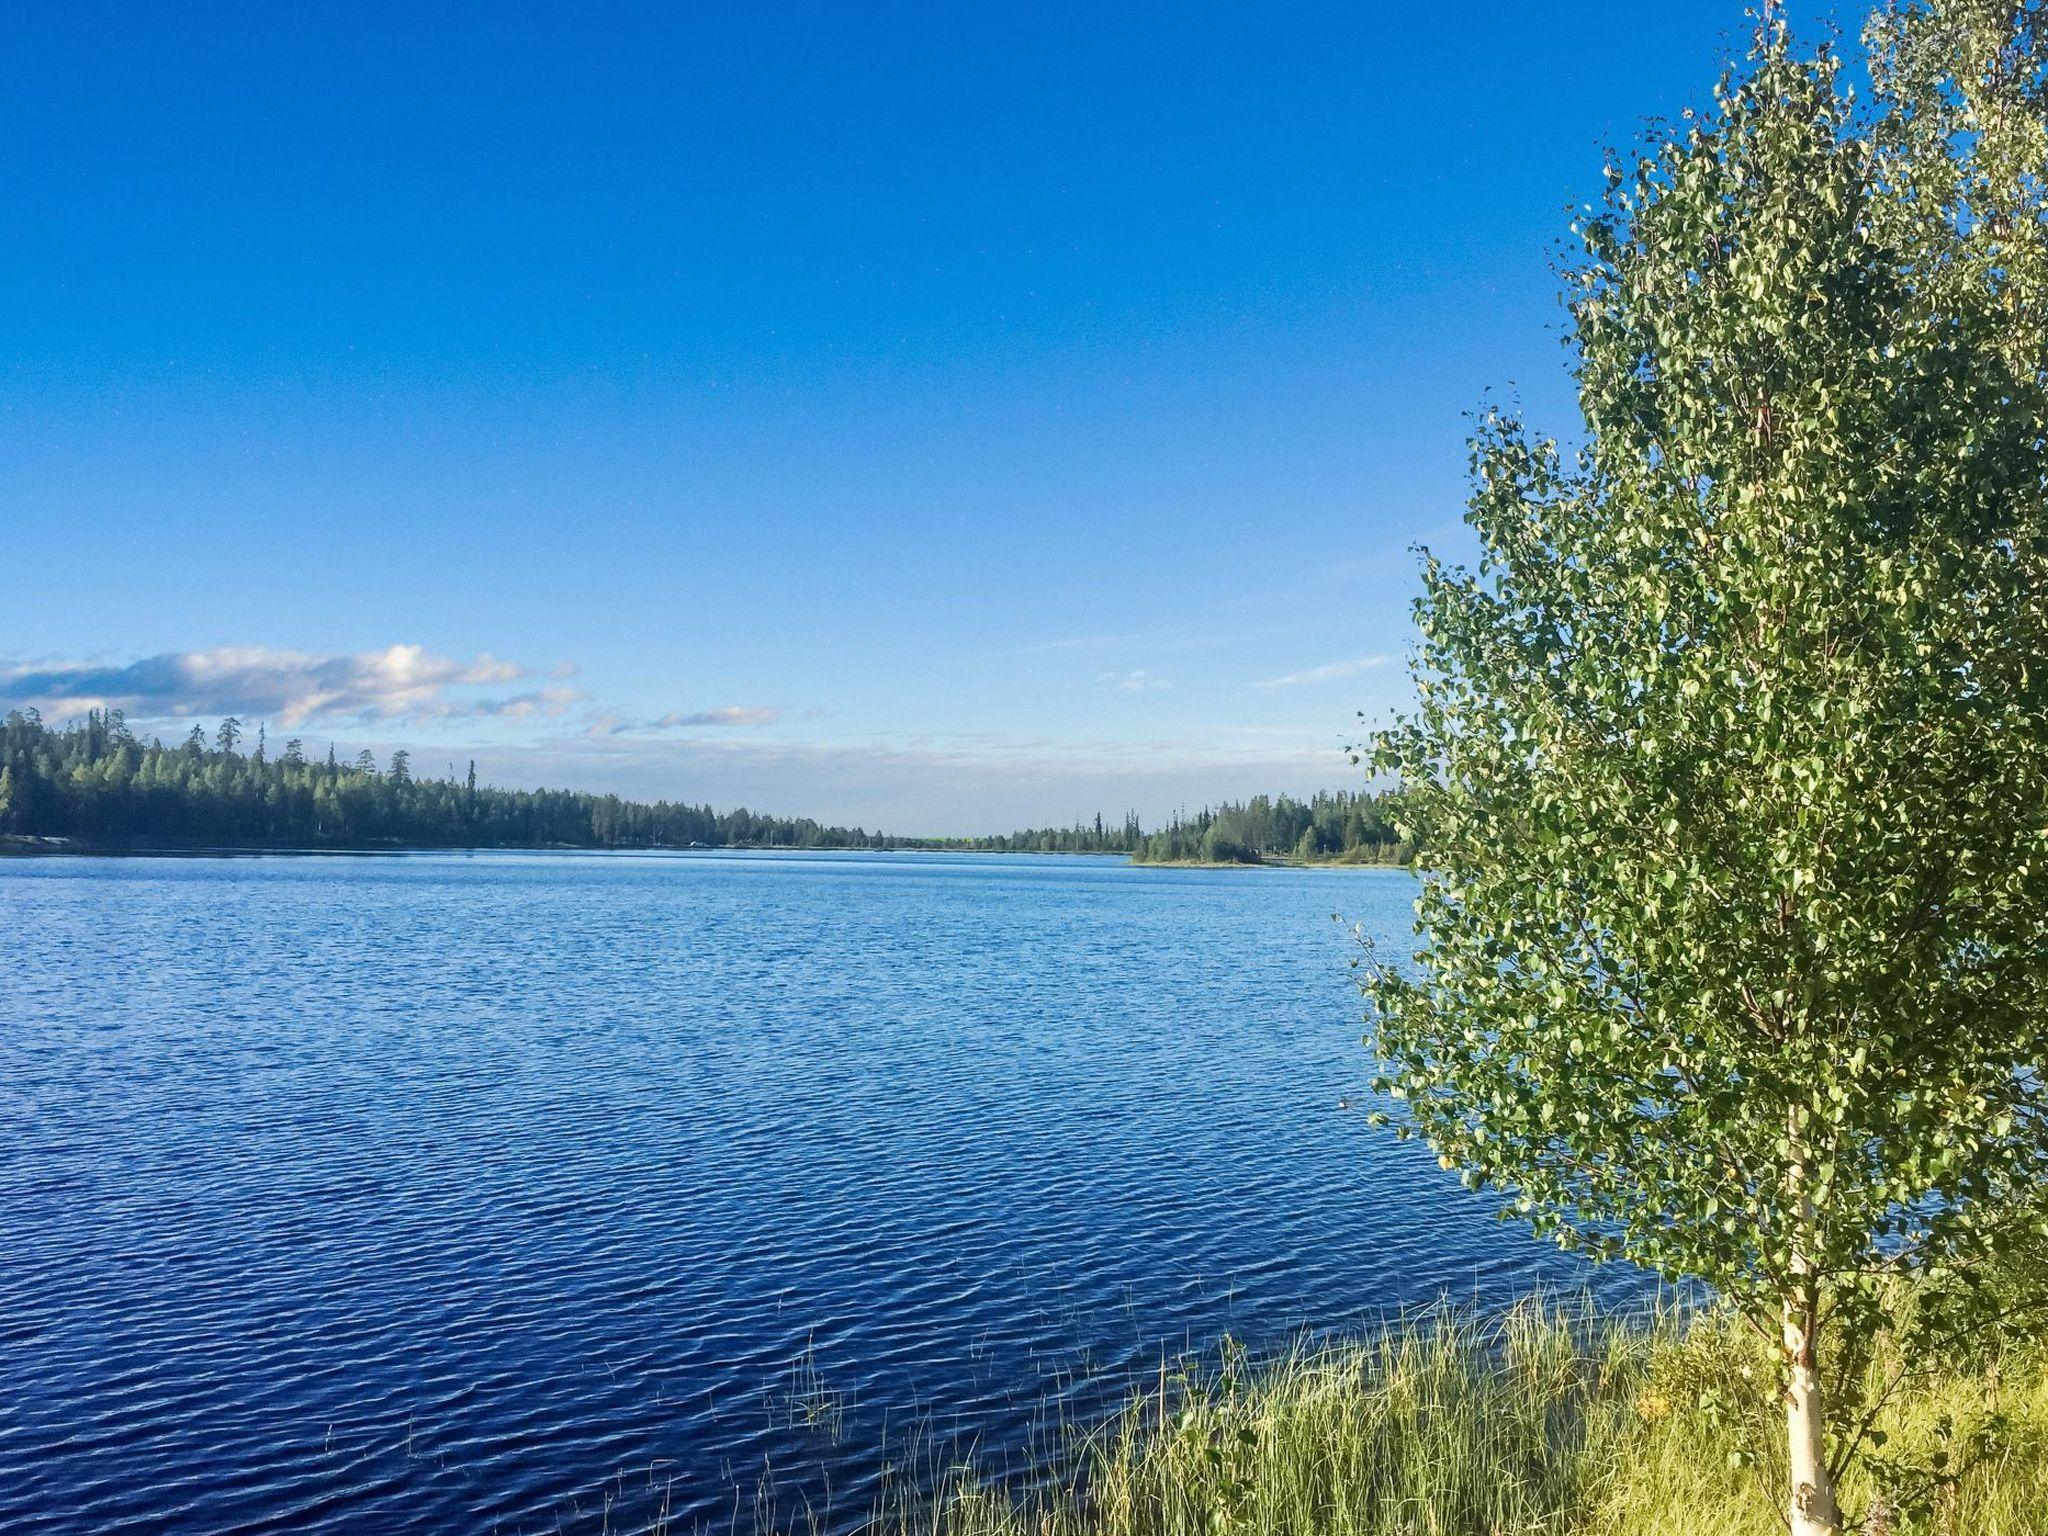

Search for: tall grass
xmin=866 ymin=1296 xmax=2047 ymax=1536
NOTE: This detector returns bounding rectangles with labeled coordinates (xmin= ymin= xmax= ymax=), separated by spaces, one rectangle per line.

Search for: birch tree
xmin=1364 ymin=6 xmax=2047 ymax=1532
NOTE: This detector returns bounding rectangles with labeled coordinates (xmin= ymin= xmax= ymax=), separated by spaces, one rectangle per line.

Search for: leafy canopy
xmin=1366 ymin=0 xmax=2047 ymax=1365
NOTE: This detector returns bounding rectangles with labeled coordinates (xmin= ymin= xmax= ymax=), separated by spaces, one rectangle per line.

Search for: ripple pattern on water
xmin=0 ymin=851 xmax=1605 ymax=1534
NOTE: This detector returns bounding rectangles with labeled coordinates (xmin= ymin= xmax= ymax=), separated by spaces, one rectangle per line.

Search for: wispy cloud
xmin=0 ymin=645 xmax=583 ymax=727
xmin=1097 ymin=669 xmax=1172 ymax=693
xmin=582 ymin=704 xmax=787 ymax=738
xmin=473 ymin=687 xmax=586 ymax=720
xmin=494 ymin=725 xmax=1359 ymax=836
xmin=1250 ymin=654 xmax=1391 ymax=689
xmin=655 ymin=706 xmax=783 ymax=728
xmin=528 ymin=725 xmax=1343 ymax=787
xmin=1 ymin=639 xmax=1383 ymax=834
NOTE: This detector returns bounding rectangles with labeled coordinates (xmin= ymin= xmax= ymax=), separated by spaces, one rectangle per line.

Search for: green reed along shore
xmin=862 ymin=1296 xmax=2047 ymax=1536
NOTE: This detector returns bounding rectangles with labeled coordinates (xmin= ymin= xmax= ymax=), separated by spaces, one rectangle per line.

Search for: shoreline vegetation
xmin=5 ymin=0 xmax=2041 ymax=1526
xmin=0 ymin=834 xmax=1409 ymax=867
xmin=1343 ymin=3 xmax=2048 ymax=1529
xmin=861 ymin=1289 xmax=2048 ymax=1536
xmin=0 ymin=709 xmax=1415 ymax=866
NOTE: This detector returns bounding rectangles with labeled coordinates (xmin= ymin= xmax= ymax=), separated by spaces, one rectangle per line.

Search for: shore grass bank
xmin=864 ymin=1298 xmax=2046 ymax=1536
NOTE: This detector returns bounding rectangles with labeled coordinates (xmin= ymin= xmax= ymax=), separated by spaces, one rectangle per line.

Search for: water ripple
xmin=0 ymin=851 xmax=1612 ymax=1535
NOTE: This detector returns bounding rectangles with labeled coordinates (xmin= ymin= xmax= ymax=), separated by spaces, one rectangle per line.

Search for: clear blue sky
xmin=3 ymin=1 xmax=1830 ymax=834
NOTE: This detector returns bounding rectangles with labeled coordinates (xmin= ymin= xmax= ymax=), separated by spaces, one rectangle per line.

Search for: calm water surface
xmin=0 ymin=851 xmax=1601 ymax=1535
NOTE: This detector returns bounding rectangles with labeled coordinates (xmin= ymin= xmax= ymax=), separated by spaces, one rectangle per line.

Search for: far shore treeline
xmin=0 ymin=708 xmax=1411 ymax=864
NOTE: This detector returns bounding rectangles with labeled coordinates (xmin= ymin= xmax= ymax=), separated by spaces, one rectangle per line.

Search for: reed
xmin=861 ymin=1295 xmax=2047 ymax=1536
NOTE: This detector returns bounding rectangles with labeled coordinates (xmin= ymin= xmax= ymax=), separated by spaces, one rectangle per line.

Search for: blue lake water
xmin=0 ymin=851 xmax=1604 ymax=1535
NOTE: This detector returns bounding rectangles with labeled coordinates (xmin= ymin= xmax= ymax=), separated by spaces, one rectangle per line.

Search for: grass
xmin=861 ymin=1296 xmax=2048 ymax=1536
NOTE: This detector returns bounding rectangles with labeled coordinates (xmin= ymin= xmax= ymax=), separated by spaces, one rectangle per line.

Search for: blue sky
xmin=4 ymin=2 xmax=1819 ymax=833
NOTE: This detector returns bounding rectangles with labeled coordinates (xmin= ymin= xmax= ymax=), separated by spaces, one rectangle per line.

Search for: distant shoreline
xmin=0 ymin=834 xmax=1115 ymax=860
xmin=2 ymin=715 xmax=1414 ymax=868
xmin=1 ymin=834 xmax=1414 ymax=867
xmin=1131 ymin=852 xmax=1415 ymax=871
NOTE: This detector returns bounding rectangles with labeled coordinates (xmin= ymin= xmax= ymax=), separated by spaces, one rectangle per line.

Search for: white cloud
xmin=581 ymin=705 xmax=787 ymax=739
xmin=1096 ymin=669 xmax=1172 ymax=693
xmin=480 ymin=727 xmax=1360 ymax=837
xmin=1250 ymin=654 xmax=1391 ymax=689
xmin=653 ymin=706 xmax=784 ymax=728
xmin=0 ymin=640 xmax=1385 ymax=836
xmin=477 ymin=687 xmax=585 ymax=720
xmin=0 ymin=645 xmax=583 ymax=727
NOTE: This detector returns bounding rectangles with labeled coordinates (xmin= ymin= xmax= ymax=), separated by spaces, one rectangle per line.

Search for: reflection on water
xmin=0 ymin=851 xmax=1604 ymax=1534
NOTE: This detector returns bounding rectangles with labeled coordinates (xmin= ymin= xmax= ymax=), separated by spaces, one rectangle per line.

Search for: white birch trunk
xmin=1783 ymin=1110 xmax=1841 ymax=1536
xmin=1782 ymin=1305 xmax=1841 ymax=1536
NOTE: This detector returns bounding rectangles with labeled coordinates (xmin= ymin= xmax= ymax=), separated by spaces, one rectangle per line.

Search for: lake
xmin=0 ymin=851 xmax=1602 ymax=1535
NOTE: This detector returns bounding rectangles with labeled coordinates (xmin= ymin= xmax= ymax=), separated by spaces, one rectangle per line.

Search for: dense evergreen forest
xmin=0 ymin=710 xmax=919 ymax=850
xmin=0 ymin=710 xmax=1411 ymax=862
xmin=1129 ymin=791 xmax=1412 ymax=865
xmin=971 ymin=811 xmax=1146 ymax=854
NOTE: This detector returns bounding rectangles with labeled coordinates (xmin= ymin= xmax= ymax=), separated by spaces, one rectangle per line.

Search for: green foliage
xmin=0 ymin=709 xmax=1321 ymax=860
xmin=1130 ymin=791 xmax=1413 ymax=865
xmin=976 ymin=809 xmax=1147 ymax=854
xmin=0 ymin=710 xmax=1410 ymax=861
xmin=1362 ymin=0 xmax=2048 ymax=1522
xmin=0 ymin=708 xmax=910 ymax=851
xmin=861 ymin=1296 xmax=2048 ymax=1536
